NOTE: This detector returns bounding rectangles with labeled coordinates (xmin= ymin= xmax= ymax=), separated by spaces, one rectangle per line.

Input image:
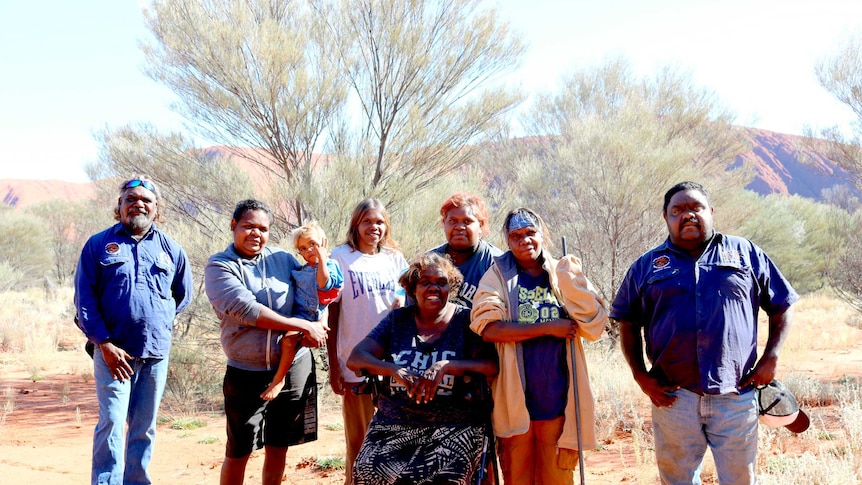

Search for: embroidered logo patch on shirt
xmin=720 ymin=248 xmax=741 ymax=264
xmin=652 ymin=255 xmax=671 ymax=271
xmin=105 ymin=242 xmax=120 ymax=254
xmin=157 ymin=251 xmax=173 ymax=270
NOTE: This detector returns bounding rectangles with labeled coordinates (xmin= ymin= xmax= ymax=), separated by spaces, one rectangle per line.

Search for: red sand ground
xmin=1 ymin=345 xmax=860 ymax=484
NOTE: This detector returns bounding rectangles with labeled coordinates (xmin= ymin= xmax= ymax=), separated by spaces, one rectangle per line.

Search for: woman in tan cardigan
xmin=470 ymin=207 xmax=608 ymax=485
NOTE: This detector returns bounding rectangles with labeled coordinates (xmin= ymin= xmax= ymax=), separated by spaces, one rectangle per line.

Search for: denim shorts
xmin=223 ymin=350 xmax=317 ymax=458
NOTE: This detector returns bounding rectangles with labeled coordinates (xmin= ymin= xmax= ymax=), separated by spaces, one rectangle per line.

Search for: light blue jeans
xmin=92 ymin=349 xmax=169 ymax=485
xmin=651 ymin=388 xmax=758 ymax=485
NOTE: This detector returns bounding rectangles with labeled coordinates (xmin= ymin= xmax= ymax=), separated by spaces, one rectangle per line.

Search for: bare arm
xmin=255 ymin=306 xmax=328 ymax=346
xmin=619 ymin=319 xmax=678 ymax=407
xmin=431 ymin=357 xmax=498 ymax=379
xmin=326 ymin=301 xmax=344 ymax=395
xmin=347 ymin=335 xmax=419 ymax=396
xmin=739 ymin=306 xmax=793 ymax=389
xmin=347 ymin=336 xmax=398 ymax=377
xmin=313 ymin=243 xmax=330 ymax=289
xmin=480 ymin=318 xmax=580 ymax=343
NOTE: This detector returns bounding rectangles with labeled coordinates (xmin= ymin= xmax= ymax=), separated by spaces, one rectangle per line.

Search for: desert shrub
xmin=587 ymin=339 xmax=657 ymax=473
xmin=162 ymin=339 xmax=225 ymax=414
xmin=0 ymin=262 xmax=20 ymax=293
xmin=0 ymin=287 xmax=79 ymax=366
xmin=783 ymin=375 xmax=837 ymax=408
xmin=0 ymin=208 xmax=54 ymax=288
xmin=586 ymin=339 xmax=648 ymax=442
xmin=843 ymin=399 xmax=862 ymax=454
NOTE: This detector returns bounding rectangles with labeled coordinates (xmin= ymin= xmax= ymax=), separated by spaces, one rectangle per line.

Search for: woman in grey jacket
xmin=205 ymin=199 xmax=329 ymax=485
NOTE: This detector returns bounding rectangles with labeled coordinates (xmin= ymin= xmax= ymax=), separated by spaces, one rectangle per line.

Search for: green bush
xmin=163 ymin=339 xmax=225 ymax=414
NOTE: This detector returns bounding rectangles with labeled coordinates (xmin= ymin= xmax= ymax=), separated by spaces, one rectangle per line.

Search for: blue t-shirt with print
xmin=366 ymin=305 xmax=493 ymax=425
xmin=429 ymin=239 xmax=502 ymax=308
xmin=518 ymin=271 xmax=568 ymax=420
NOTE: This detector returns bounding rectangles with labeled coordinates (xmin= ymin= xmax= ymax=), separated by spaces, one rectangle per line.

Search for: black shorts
xmin=223 ymin=350 xmax=317 ymax=458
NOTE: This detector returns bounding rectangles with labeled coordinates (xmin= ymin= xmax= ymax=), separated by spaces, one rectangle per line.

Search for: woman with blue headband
xmin=470 ymin=207 xmax=608 ymax=485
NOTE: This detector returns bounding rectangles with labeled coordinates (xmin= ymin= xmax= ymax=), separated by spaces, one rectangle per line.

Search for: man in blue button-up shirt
xmin=611 ymin=181 xmax=797 ymax=485
xmin=75 ymin=176 xmax=192 ymax=485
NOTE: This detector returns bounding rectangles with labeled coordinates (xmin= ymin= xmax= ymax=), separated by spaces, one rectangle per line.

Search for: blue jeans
xmin=92 ymin=349 xmax=169 ymax=485
xmin=651 ymin=388 xmax=758 ymax=485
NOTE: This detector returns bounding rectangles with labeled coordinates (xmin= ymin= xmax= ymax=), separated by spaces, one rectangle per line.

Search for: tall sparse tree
xmin=813 ymin=31 xmax=862 ymax=188
xmin=143 ymin=0 xmax=345 ymax=223
xmin=825 ymin=209 xmax=862 ymax=313
xmin=141 ymin=0 xmax=524 ymax=223
xmin=812 ymin=31 xmax=862 ymax=312
xmin=27 ymin=199 xmax=112 ymax=285
xmin=489 ymin=58 xmax=751 ymax=308
xmin=88 ymin=124 xmax=258 ymax=338
xmin=324 ymin=0 xmax=522 ymax=197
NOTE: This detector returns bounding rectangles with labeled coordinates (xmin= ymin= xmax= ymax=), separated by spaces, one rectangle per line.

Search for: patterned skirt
xmin=353 ymin=420 xmax=487 ymax=485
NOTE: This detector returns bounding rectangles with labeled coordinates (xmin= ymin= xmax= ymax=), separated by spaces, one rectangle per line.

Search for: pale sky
xmin=2 ymin=0 xmax=861 ymax=182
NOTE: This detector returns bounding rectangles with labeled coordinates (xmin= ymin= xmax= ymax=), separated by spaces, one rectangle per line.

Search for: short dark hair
xmin=399 ymin=252 xmax=463 ymax=302
xmin=231 ymin=199 xmax=273 ymax=224
xmin=663 ymin=181 xmax=709 ymax=214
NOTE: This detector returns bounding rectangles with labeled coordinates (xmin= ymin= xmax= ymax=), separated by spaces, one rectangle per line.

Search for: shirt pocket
xmin=149 ymin=255 xmax=175 ymax=299
xmin=645 ymin=268 xmax=683 ymax=299
xmin=711 ymin=262 xmax=752 ymax=301
xmin=99 ymin=254 xmax=133 ymax=289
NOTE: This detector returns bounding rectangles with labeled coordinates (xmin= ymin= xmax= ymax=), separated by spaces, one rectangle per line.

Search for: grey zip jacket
xmin=205 ymin=244 xmax=308 ymax=371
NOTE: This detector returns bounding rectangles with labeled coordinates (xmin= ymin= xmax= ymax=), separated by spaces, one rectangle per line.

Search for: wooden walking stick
xmin=561 ymin=236 xmax=586 ymax=485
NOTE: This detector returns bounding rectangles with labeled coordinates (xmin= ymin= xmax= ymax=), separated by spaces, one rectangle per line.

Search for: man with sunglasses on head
xmin=75 ymin=175 xmax=193 ymax=485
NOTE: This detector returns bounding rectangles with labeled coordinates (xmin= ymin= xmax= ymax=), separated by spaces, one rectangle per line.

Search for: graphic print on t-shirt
xmin=389 ymin=341 xmax=457 ymax=396
xmin=346 ymin=269 xmax=399 ymax=300
xmin=518 ymin=284 xmax=563 ymax=324
xmin=518 ymin=271 xmax=568 ymax=420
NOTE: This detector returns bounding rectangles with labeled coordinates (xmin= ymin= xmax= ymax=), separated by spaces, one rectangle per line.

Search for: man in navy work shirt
xmin=611 ymin=181 xmax=797 ymax=485
xmin=75 ymin=175 xmax=193 ymax=485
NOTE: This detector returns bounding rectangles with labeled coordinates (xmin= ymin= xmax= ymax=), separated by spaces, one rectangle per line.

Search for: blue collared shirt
xmin=610 ymin=232 xmax=798 ymax=394
xmin=74 ymin=222 xmax=193 ymax=359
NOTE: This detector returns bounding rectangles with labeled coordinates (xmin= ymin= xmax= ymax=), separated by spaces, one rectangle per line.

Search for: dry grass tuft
xmin=0 ymin=287 xmax=86 ymax=374
xmin=777 ymin=292 xmax=862 ymax=353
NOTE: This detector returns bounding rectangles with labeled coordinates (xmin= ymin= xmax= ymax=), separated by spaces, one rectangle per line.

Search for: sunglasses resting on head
xmin=124 ymin=179 xmax=156 ymax=192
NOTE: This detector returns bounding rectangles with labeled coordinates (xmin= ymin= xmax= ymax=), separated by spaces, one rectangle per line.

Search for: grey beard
xmin=126 ymin=214 xmax=153 ymax=234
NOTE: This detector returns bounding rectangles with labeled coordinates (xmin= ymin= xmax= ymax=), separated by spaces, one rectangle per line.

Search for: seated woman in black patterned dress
xmin=347 ymin=252 xmax=498 ymax=485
